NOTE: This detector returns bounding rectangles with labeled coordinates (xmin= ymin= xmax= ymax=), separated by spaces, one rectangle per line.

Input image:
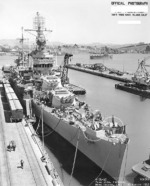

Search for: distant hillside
xmin=47 ymin=41 xmax=64 ymax=46
xmin=0 ymin=39 xmax=64 ymax=47
xmin=0 ymin=39 xmax=149 ymax=52
xmin=0 ymin=39 xmax=20 ymax=47
xmin=83 ymin=43 xmax=140 ymax=48
xmin=117 ymin=43 xmax=149 ymax=52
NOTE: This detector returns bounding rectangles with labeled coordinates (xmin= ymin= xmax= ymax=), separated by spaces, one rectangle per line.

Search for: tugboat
xmin=115 ymin=57 xmax=150 ymax=98
xmin=8 ymin=12 xmax=129 ymax=182
xmin=90 ymin=53 xmax=112 ymax=60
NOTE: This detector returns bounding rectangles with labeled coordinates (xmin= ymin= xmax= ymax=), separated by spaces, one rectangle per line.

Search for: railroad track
xmin=0 ymin=94 xmax=11 ymax=186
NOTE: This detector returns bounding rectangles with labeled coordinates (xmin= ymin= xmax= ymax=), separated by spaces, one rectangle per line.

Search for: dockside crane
xmin=132 ymin=56 xmax=150 ymax=88
xmin=61 ymin=53 xmax=73 ymax=86
xmin=16 ymin=27 xmax=28 ymax=66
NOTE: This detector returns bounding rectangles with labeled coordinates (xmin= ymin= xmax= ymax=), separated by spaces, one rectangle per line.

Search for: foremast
xmin=25 ymin=12 xmax=54 ymax=76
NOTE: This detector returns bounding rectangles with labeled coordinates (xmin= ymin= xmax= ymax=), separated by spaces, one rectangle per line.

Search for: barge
xmin=115 ymin=83 xmax=150 ymax=98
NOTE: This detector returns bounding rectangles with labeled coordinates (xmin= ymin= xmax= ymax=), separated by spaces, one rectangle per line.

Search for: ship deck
xmin=0 ymin=82 xmax=61 ymax=185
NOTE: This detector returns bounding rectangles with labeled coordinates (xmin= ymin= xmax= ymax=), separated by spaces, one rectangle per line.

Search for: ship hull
xmin=32 ymin=100 xmax=127 ymax=181
xmin=9 ymin=79 xmax=127 ymax=181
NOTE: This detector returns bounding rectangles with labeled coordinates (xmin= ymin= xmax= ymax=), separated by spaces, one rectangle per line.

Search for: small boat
xmin=132 ymin=158 xmax=150 ymax=184
xmin=90 ymin=53 xmax=113 ymax=60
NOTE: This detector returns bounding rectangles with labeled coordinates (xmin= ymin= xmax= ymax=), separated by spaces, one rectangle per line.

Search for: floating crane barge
xmin=115 ymin=57 xmax=150 ymax=98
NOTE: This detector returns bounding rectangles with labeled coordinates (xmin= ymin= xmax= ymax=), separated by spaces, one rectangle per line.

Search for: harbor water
xmin=1 ymin=53 xmax=150 ymax=185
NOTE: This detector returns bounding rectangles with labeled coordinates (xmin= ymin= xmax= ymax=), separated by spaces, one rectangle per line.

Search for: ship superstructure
xmin=25 ymin=12 xmax=54 ymax=76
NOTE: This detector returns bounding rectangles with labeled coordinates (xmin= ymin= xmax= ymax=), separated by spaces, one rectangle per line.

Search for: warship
xmin=8 ymin=12 xmax=129 ymax=182
xmin=89 ymin=48 xmax=112 ymax=60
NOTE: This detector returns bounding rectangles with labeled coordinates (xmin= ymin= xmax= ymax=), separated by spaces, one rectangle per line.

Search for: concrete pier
xmin=0 ymin=82 xmax=62 ymax=186
xmin=67 ymin=65 xmax=133 ymax=83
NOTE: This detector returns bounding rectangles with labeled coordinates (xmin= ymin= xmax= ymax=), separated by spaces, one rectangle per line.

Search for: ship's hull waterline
xmin=32 ymin=100 xmax=127 ymax=181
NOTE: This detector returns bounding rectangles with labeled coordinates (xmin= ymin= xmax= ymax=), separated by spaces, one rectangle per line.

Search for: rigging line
xmin=70 ymin=129 xmax=79 ymax=142
xmin=122 ymin=143 xmax=129 ymax=186
xmin=37 ymin=117 xmax=62 ymax=137
xmin=35 ymin=106 xmax=43 ymax=133
xmin=88 ymin=147 xmax=112 ymax=186
xmin=42 ymin=104 xmax=44 ymax=149
xmin=69 ymin=127 xmax=80 ymax=186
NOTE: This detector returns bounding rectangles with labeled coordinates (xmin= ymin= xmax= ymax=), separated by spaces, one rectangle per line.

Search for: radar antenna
xmin=24 ymin=12 xmax=52 ymax=51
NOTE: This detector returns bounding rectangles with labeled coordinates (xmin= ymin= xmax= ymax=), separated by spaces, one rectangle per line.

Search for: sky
xmin=0 ymin=0 xmax=150 ymax=44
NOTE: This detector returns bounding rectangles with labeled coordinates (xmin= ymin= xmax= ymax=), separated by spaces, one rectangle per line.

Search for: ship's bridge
xmin=32 ymin=51 xmax=55 ymax=75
